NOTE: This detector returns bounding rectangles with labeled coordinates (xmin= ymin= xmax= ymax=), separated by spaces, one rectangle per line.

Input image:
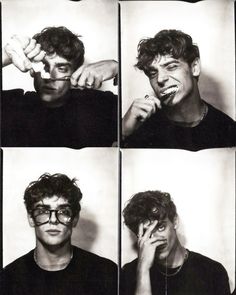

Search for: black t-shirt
xmin=1 ymin=88 xmax=117 ymax=148
xmin=1 ymin=246 xmax=117 ymax=295
xmin=123 ymin=102 xmax=236 ymax=151
xmin=121 ymin=251 xmax=231 ymax=295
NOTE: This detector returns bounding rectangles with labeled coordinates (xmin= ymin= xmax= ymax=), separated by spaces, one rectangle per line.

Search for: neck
xmin=163 ymin=88 xmax=204 ymax=124
xmin=159 ymin=240 xmax=186 ymax=268
xmin=34 ymin=240 xmax=73 ymax=271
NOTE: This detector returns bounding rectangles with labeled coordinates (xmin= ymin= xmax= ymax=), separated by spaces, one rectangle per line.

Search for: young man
xmin=122 ymin=30 xmax=235 ymax=150
xmin=2 ymin=26 xmax=118 ymax=148
xmin=1 ymin=173 xmax=117 ymax=295
xmin=121 ymin=190 xmax=231 ymax=295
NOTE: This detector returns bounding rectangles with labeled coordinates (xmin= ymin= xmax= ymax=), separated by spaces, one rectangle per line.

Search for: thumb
xmin=145 ymin=95 xmax=162 ymax=110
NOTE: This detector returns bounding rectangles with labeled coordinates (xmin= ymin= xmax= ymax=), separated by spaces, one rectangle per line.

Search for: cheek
xmin=58 ymin=82 xmax=70 ymax=94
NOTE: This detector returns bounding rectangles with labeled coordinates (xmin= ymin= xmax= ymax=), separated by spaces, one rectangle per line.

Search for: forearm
xmin=135 ymin=266 xmax=152 ymax=295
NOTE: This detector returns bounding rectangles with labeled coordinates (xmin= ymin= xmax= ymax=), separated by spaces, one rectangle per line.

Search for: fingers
xmin=137 ymin=220 xmax=158 ymax=245
xmin=137 ymin=223 xmax=144 ymax=239
xmin=131 ymin=98 xmax=158 ymax=122
xmin=142 ymin=220 xmax=158 ymax=240
xmin=145 ymin=95 xmax=162 ymax=110
xmin=4 ymin=35 xmax=46 ymax=72
xmin=71 ymin=65 xmax=103 ymax=90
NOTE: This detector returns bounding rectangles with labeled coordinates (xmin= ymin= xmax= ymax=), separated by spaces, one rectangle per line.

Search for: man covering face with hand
xmin=121 ymin=190 xmax=231 ymax=295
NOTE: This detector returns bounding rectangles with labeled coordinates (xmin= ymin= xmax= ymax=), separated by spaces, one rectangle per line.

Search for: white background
xmin=1 ymin=0 xmax=117 ymax=94
xmin=121 ymin=148 xmax=235 ymax=292
xmin=121 ymin=0 xmax=235 ymax=119
xmin=3 ymin=148 xmax=119 ymax=265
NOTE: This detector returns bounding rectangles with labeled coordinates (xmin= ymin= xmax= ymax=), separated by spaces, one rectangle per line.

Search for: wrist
xmin=2 ymin=47 xmax=12 ymax=67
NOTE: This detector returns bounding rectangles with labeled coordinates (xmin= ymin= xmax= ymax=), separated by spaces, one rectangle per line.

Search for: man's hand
xmin=70 ymin=60 xmax=118 ymax=89
xmin=3 ymin=35 xmax=46 ymax=72
xmin=122 ymin=95 xmax=161 ymax=139
xmin=135 ymin=221 xmax=164 ymax=295
xmin=137 ymin=221 xmax=164 ymax=271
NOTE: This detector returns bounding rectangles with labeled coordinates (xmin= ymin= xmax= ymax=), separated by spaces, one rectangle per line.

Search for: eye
xmin=147 ymin=70 xmax=158 ymax=78
xmin=58 ymin=208 xmax=73 ymax=216
xmin=157 ymin=225 xmax=166 ymax=232
xmin=58 ymin=66 xmax=69 ymax=73
xmin=34 ymin=208 xmax=49 ymax=216
xmin=166 ymin=64 xmax=178 ymax=71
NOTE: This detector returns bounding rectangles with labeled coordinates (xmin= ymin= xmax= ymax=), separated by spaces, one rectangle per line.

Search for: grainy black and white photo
xmin=121 ymin=0 xmax=235 ymax=149
xmin=1 ymin=148 xmax=118 ymax=295
xmin=121 ymin=149 xmax=235 ymax=295
xmin=1 ymin=0 xmax=118 ymax=148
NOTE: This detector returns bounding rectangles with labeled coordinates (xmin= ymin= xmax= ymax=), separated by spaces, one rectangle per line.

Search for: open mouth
xmin=160 ymin=86 xmax=178 ymax=101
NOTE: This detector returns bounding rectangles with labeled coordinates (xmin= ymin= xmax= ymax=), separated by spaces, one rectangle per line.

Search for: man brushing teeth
xmin=122 ymin=29 xmax=235 ymax=150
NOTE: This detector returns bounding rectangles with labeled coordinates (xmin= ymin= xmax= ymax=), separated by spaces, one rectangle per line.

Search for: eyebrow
xmin=55 ymin=62 xmax=72 ymax=67
xmin=34 ymin=204 xmax=71 ymax=209
xmin=148 ymin=59 xmax=180 ymax=70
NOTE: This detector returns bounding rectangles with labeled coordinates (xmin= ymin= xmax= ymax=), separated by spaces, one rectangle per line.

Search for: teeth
xmin=161 ymin=86 xmax=178 ymax=97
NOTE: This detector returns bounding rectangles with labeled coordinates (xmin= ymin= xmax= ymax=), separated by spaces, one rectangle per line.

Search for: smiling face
xmin=33 ymin=53 xmax=75 ymax=106
xmin=146 ymin=55 xmax=200 ymax=107
xmin=143 ymin=217 xmax=178 ymax=262
xmin=28 ymin=195 xmax=79 ymax=248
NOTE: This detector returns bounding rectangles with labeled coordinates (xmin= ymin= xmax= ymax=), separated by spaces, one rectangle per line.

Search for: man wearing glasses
xmin=2 ymin=26 xmax=118 ymax=148
xmin=121 ymin=190 xmax=231 ymax=295
xmin=1 ymin=173 xmax=117 ymax=295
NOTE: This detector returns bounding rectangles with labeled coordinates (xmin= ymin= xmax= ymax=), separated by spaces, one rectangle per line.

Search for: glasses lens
xmin=32 ymin=208 xmax=50 ymax=225
xmin=57 ymin=208 xmax=73 ymax=224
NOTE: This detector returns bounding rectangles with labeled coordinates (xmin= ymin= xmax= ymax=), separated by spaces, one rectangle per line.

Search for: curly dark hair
xmin=136 ymin=29 xmax=199 ymax=75
xmin=24 ymin=173 xmax=82 ymax=216
xmin=123 ymin=190 xmax=177 ymax=235
xmin=33 ymin=26 xmax=85 ymax=69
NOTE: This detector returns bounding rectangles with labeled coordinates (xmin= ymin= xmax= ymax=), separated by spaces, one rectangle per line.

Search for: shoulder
xmin=206 ymin=102 xmax=235 ymax=125
xmin=188 ymin=251 xmax=228 ymax=274
xmin=73 ymin=246 xmax=117 ymax=270
xmin=70 ymin=88 xmax=117 ymax=103
xmin=122 ymin=258 xmax=138 ymax=274
xmin=2 ymin=250 xmax=34 ymax=275
xmin=2 ymin=89 xmax=38 ymax=106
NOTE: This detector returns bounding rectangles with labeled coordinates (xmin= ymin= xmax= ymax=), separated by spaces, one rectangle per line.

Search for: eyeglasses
xmin=31 ymin=207 xmax=74 ymax=226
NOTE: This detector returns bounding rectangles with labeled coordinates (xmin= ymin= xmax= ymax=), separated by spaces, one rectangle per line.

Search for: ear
xmin=72 ymin=213 xmax=80 ymax=227
xmin=27 ymin=213 xmax=36 ymax=227
xmin=173 ymin=215 xmax=179 ymax=230
xmin=191 ymin=58 xmax=201 ymax=77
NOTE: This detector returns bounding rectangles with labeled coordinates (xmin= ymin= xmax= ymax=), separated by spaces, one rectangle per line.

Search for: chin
xmin=40 ymin=94 xmax=58 ymax=103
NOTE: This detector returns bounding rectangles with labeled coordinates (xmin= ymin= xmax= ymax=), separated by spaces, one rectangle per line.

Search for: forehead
xmin=149 ymin=54 xmax=185 ymax=68
xmin=33 ymin=195 xmax=69 ymax=208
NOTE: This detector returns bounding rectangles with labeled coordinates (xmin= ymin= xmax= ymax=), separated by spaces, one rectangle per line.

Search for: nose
xmin=49 ymin=211 xmax=59 ymax=224
xmin=157 ymin=69 xmax=169 ymax=85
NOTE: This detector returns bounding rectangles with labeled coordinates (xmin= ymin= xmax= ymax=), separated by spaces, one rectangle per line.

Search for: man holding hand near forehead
xmin=122 ymin=29 xmax=235 ymax=150
xmin=2 ymin=26 xmax=118 ymax=148
xmin=121 ymin=190 xmax=231 ymax=295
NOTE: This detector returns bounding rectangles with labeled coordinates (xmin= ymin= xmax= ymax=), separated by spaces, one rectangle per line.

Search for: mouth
xmin=42 ymin=86 xmax=57 ymax=92
xmin=156 ymin=240 xmax=168 ymax=252
xmin=160 ymin=86 xmax=178 ymax=101
xmin=46 ymin=230 xmax=61 ymax=236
